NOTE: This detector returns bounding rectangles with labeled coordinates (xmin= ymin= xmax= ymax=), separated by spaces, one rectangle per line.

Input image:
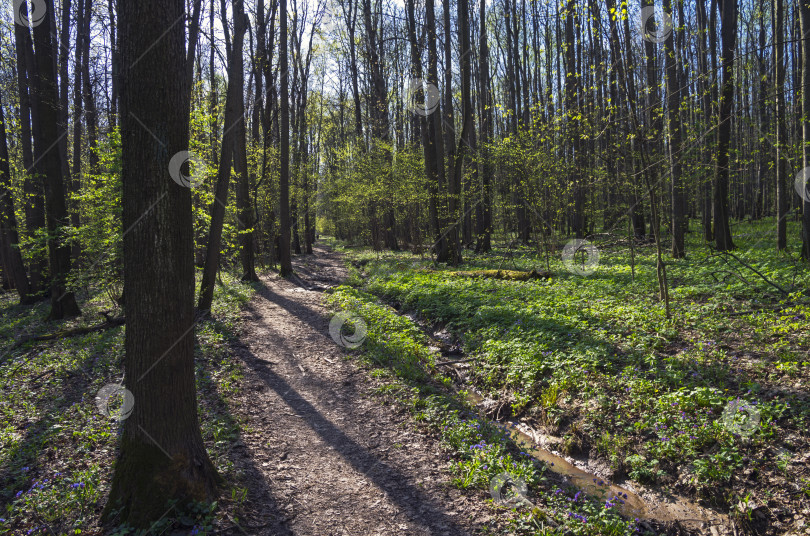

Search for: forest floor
xmin=325 ymin=222 xmax=810 ymax=536
xmin=3 ymin=225 xmax=809 ymax=536
xmin=224 ymin=245 xmax=506 ymax=535
xmin=0 ymin=244 xmax=517 ymax=535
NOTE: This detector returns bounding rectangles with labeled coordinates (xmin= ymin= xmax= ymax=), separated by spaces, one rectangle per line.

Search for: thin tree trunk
xmin=452 ymin=0 xmax=473 ymax=260
xmin=476 ymin=0 xmax=492 ymax=253
xmin=198 ymin=0 xmax=249 ymax=311
xmin=14 ymin=14 xmax=46 ymax=293
xmin=801 ymin=0 xmax=810 ymax=260
xmin=186 ymin=0 xmax=203 ymax=94
xmin=279 ymin=0 xmax=293 ymax=276
xmin=57 ymin=0 xmax=72 ymax=189
xmin=442 ymin=0 xmax=459 ymax=263
xmin=713 ymin=0 xmax=737 ymax=251
xmin=232 ymin=2 xmax=258 ymax=280
xmin=31 ymin=0 xmax=81 ymax=319
xmin=362 ymin=0 xmax=397 ymax=251
xmin=665 ymin=0 xmax=685 ymax=257
xmin=425 ymin=0 xmax=447 ymax=261
xmin=72 ymin=0 xmax=85 ymax=263
xmin=81 ymin=0 xmax=98 ymax=174
xmin=0 ymin=91 xmax=33 ymax=303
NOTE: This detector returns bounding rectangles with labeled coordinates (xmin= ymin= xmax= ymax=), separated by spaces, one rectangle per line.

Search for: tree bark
xmin=476 ymin=0 xmax=492 ymax=253
xmin=362 ymin=0 xmax=397 ymax=251
xmin=231 ymin=2 xmax=258 ymax=281
xmin=104 ymin=0 xmax=219 ymax=526
xmin=713 ymin=0 xmax=737 ymax=251
xmin=198 ymin=0 xmax=249 ymax=310
xmin=279 ymin=0 xmax=293 ymax=276
xmin=81 ymin=0 xmax=98 ymax=174
xmin=31 ymin=0 xmax=81 ymax=319
xmin=452 ymin=0 xmax=473 ymax=260
xmin=14 ymin=14 xmax=46 ymax=293
xmin=425 ymin=0 xmax=447 ymax=261
xmin=665 ymin=0 xmax=685 ymax=257
xmin=0 ymin=90 xmax=33 ymax=303
xmin=441 ymin=0 xmax=459 ymax=263
xmin=72 ymin=0 xmax=85 ymax=262
xmin=801 ymin=0 xmax=810 ymax=260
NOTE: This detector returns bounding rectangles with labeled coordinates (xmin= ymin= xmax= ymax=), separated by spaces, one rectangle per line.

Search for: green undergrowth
xmin=0 ymin=272 xmax=256 ymax=535
xmin=326 ymin=286 xmax=644 ymax=535
xmin=328 ymin=220 xmax=810 ymax=532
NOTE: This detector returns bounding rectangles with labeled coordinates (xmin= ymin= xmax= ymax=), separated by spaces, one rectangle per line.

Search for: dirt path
xmin=225 ymin=245 xmax=498 ymax=535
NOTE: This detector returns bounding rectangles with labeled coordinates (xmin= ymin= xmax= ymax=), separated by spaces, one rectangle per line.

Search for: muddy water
xmin=408 ymin=315 xmax=728 ymax=532
xmin=462 ymin=389 xmax=729 ymax=533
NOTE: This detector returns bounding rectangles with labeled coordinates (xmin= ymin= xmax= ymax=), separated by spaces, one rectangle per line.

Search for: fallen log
xmin=1 ymin=317 xmax=125 ymax=365
xmin=445 ymin=269 xmax=552 ymax=281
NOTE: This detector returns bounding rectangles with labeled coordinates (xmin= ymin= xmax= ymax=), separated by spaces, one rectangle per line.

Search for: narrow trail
xmin=225 ymin=244 xmax=496 ymax=535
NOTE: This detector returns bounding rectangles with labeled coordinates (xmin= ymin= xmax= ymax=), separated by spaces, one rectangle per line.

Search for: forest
xmin=0 ymin=0 xmax=809 ymax=534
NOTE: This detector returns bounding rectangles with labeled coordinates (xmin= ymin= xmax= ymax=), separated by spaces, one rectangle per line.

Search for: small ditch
xmin=398 ymin=309 xmax=732 ymax=535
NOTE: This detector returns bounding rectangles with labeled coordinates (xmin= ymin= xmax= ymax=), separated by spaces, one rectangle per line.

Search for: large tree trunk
xmin=713 ymin=0 xmax=737 ymax=251
xmin=103 ymin=0 xmax=219 ymax=526
xmin=31 ymin=0 xmax=81 ymax=319
xmin=198 ymin=0 xmax=249 ymax=310
xmin=0 ymin=91 xmax=33 ymax=304
xmin=279 ymin=0 xmax=293 ymax=276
